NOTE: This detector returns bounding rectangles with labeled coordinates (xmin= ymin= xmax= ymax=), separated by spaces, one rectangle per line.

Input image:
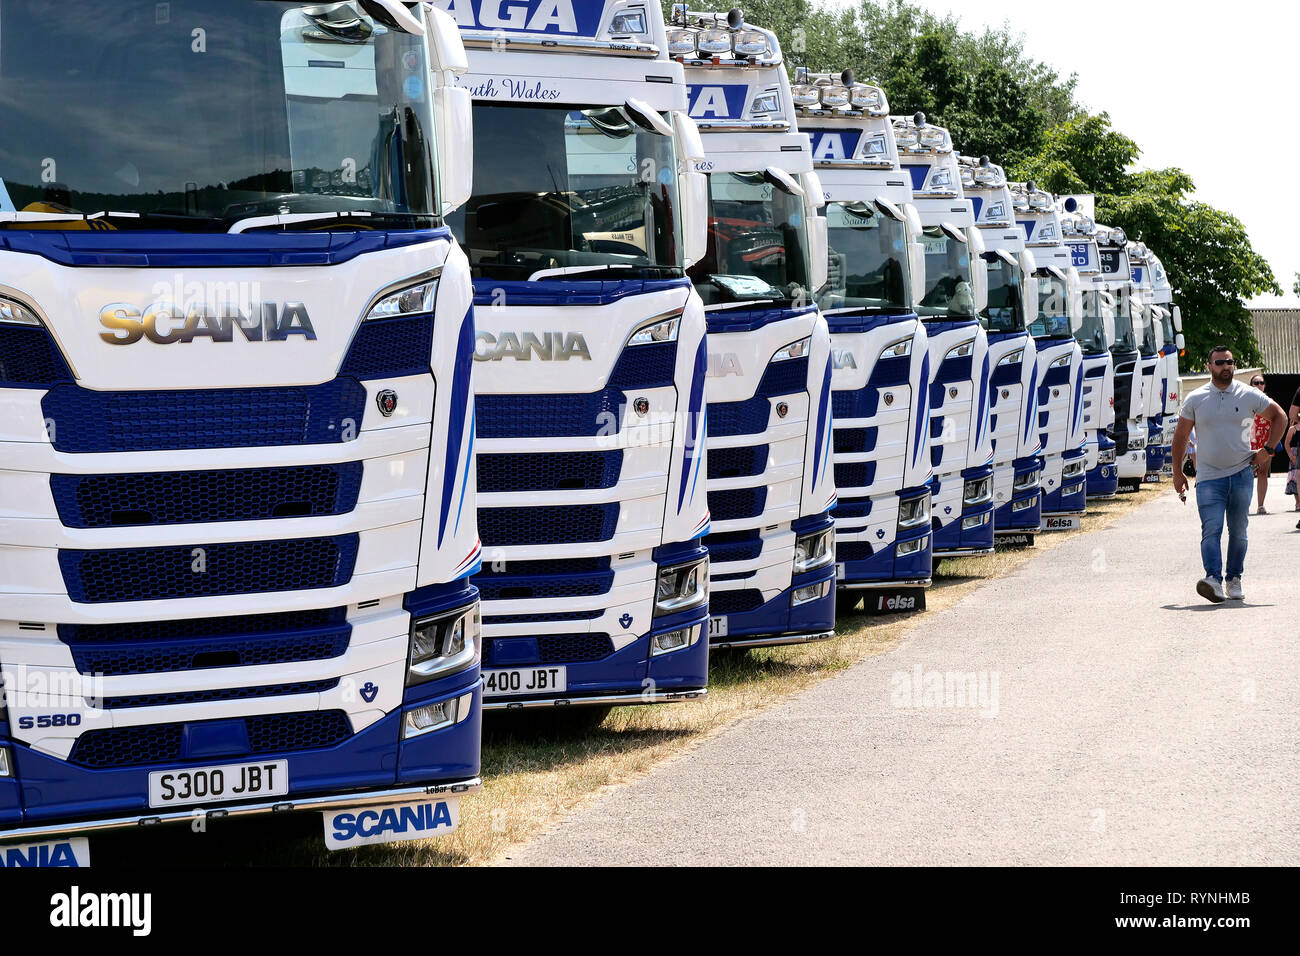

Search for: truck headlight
xmin=945 ymin=339 xmax=975 ymax=361
xmin=608 ymin=10 xmax=647 ymax=33
xmin=963 ymin=477 xmax=992 ymax=505
xmin=792 ymin=579 xmax=831 ymax=605
xmin=1013 ymin=469 xmax=1041 ymax=492
xmin=793 ymin=527 xmax=835 ymax=573
xmin=773 ymin=336 xmax=811 ymax=362
xmin=655 ymin=556 xmax=709 ymax=617
xmin=1011 ymin=497 xmax=1037 ymax=513
xmin=1129 ymin=434 xmax=1145 ymax=449
xmin=0 ymin=295 xmax=42 ymax=326
xmin=879 ymin=334 xmax=912 ymax=360
xmin=407 ymin=604 xmax=481 ymax=686
xmin=627 ymin=312 xmax=681 ymax=345
xmin=403 ymin=691 xmax=475 ymax=739
xmin=365 ymin=277 xmax=438 ymax=320
xmin=666 ymin=28 xmax=696 ymax=55
xmin=997 ymin=348 xmax=1024 ymax=366
xmin=961 ymin=512 xmax=991 ymax=530
xmin=1099 ymin=447 xmax=1116 ymax=464
xmin=0 ymin=745 xmax=11 ymax=777
xmin=897 ymin=495 xmax=930 ymax=530
xmin=1062 ymin=459 xmax=1086 ymax=479
xmin=696 ymin=28 xmax=731 ymax=54
xmin=896 ymin=535 xmax=927 ymax=557
xmin=651 ymin=623 xmax=703 ymax=656
xmin=731 ymin=29 xmax=768 ymax=56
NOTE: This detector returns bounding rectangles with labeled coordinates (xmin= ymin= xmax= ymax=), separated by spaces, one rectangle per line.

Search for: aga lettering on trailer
xmin=435 ymin=0 xmax=603 ymax=36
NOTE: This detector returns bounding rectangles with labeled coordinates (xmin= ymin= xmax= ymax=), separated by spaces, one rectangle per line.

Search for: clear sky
xmin=822 ymin=0 xmax=1299 ymax=305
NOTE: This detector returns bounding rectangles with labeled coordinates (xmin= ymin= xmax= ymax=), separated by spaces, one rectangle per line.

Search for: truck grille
xmin=59 ymin=535 xmax=359 ymax=604
xmin=709 ymin=589 xmax=765 ymax=615
xmin=0 ymin=324 xmax=74 ymax=388
xmin=101 ymin=679 xmax=340 ymax=710
xmin=608 ymin=341 xmax=678 ymax=389
xmin=477 ymin=390 xmax=624 ymax=438
xmin=50 ymin=463 xmax=363 ymax=528
xmin=834 ymin=461 xmax=877 ymax=489
xmin=834 ymin=427 xmax=877 ymax=455
xmin=338 ymin=314 xmax=434 ymax=380
xmin=704 ymin=529 xmax=763 ymax=564
xmin=67 ymin=710 xmax=353 ymax=769
xmin=41 ymin=379 xmax=368 ymax=453
xmin=479 ymin=504 xmax=618 ymax=547
xmin=707 ymin=445 xmax=768 ymax=480
xmin=478 ymin=451 xmax=622 ymax=493
xmin=484 ymin=634 xmax=614 ymax=667
xmin=707 ymin=486 xmax=767 ymax=522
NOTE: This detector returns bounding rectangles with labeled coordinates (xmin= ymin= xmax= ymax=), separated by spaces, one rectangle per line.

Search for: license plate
xmin=1143 ymin=474 xmax=1162 ymax=483
xmin=482 ymin=666 xmax=566 ymax=698
xmin=1042 ymin=515 xmax=1081 ymax=531
xmin=708 ymin=616 xmax=728 ymax=638
xmin=323 ymin=797 xmax=460 ymax=851
xmin=148 ymin=759 xmax=288 ymax=808
xmin=0 ymin=837 xmax=90 ymax=868
xmin=835 ymin=562 xmax=846 ymax=580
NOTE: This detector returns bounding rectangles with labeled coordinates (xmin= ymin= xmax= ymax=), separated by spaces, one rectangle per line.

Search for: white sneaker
xmin=1196 ymin=576 xmax=1226 ymax=604
xmin=1225 ymin=577 xmax=1244 ymax=600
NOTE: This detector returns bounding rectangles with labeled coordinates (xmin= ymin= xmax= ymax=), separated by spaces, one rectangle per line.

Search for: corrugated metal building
xmin=1250 ymin=308 xmax=1300 ymax=374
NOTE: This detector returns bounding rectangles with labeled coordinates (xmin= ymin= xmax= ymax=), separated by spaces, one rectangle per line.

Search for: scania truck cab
xmin=1127 ymin=241 xmax=1165 ymax=482
xmin=669 ymin=8 xmax=837 ymax=648
xmin=1009 ymin=182 xmax=1088 ymax=527
xmin=1 ymin=0 xmax=483 ymax=861
xmin=1094 ymin=224 xmax=1145 ymax=491
xmin=439 ymin=0 xmax=711 ymax=714
xmin=1148 ymin=252 xmax=1183 ymax=473
xmin=961 ymin=157 xmax=1043 ymax=543
xmin=1060 ymin=210 xmax=1119 ymax=498
xmin=795 ymin=71 xmax=933 ymax=607
xmin=892 ymin=114 xmax=994 ymax=557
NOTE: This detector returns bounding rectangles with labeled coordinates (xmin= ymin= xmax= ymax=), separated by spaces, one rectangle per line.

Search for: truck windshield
xmin=450 ymin=103 xmax=683 ymax=280
xmin=818 ymin=201 xmax=909 ymax=313
xmin=1032 ymin=273 xmax=1072 ymax=339
xmin=1076 ymin=288 xmax=1110 ymax=354
xmin=0 ymin=0 xmax=439 ymax=231
xmin=917 ymin=226 xmax=977 ymax=319
xmin=1112 ymin=290 xmax=1138 ymax=352
xmin=690 ymin=171 xmax=811 ymax=306
xmin=980 ymin=254 xmax=1026 ymax=333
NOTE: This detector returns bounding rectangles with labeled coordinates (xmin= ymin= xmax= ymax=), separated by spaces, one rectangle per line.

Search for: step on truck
xmin=1092 ymin=224 xmax=1146 ymax=492
xmin=670 ymin=7 xmax=838 ymax=648
xmin=1147 ymin=252 xmax=1184 ymax=474
xmin=962 ymin=157 xmax=1044 ymax=544
xmin=439 ymin=0 xmax=712 ymax=713
xmin=892 ymin=114 xmax=995 ymax=557
xmin=0 ymin=0 xmax=484 ymax=863
xmin=1127 ymin=241 xmax=1167 ymax=482
xmin=1060 ymin=209 xmax=1119 ymax=498
xmin=795 ymin=71 xmax=934 ymax=608
xmin=1008 ymin=182 xmax=1088 ymax=529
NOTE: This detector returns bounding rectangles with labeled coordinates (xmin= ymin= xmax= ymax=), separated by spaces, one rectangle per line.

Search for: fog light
xmin=896 ymin=536 xmax=927 ymax=557
xmin=651 ymin=623 xmax=702 ymax=656
xmin=403 ymin=692 xmax=474 ymax=739
xmin=1011 ymin=497 xmax=1037 ymax=513
xmin=792 ymin=580 xmax=830 ymax=606
xmin=961 ymin=512 xmax=990 ymax=530
xmin=1063 ymin=481 xmax=1085 ymax=496
xmin=0 ymin=746 xmax=11 ymax=777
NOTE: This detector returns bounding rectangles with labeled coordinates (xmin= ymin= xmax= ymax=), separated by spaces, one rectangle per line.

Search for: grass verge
xmin=90 ymin=483 xmax=1163 ymax=867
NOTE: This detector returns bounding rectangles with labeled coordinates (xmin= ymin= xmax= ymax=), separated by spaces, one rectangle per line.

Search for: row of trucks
xmin=0 ymin=0 xmax=1181 ymax=865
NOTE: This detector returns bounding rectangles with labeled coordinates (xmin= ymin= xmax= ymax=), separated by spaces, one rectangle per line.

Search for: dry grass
xmin=89 ymin=484 xmax=1161 ymax=867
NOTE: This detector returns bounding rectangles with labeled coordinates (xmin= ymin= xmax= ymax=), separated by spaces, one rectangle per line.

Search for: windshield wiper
xmin=1 ymin=209 xmax=227 ymax=231
xmin=231 ymin=210 xmax=435 ymax=234
xmin=529 ymin=263 xmax=682 ymax=281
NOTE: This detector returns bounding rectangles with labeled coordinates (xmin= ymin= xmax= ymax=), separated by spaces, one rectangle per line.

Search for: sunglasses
xmin=1212 ymin=359 xmax=1236 ymax=367
xmin=1251 ymin=380 xmax=1265 ymax=386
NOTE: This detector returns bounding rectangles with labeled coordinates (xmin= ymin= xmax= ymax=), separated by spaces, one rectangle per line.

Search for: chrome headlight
xmin=1013 ymin=469 xmax=1041 ymax=491
xmin=794 ymin=527 xmax=835 ymax=573
xmin=919 ymin=126 xmax=947 ymax=149
xmin=792 ymin=579 xmax=831 ymax=606
xmin=963 ymin=477 xmax=993 ymax=505
xmin=850 ymin=86 xmax=884 ymax=112
xmin=696 ymin=28 xmax=731 ymax=54
xmin=893 ymin=124 xmax=919 ymax=148
xmin=366 ymin=278 xmax=438 ymax=320
xmin=926 ymin=168 xmax=953 ymax=190
xmin=0 ymin=295 xmax=41 ymax=326
xmin=897 ymin=495 xmax=930 ymax=530
xmin=608 ymin=10 xmax=647 ymax=34
xmin=1011 ymin=497 xmax=1037 ymax=513
xmin=896 ymin=535 xmax=927 ymax=556
xmin=732 ymin=29 xmax=768 ymax=56
xmin=750 ymin=92 xmax=779 ymax=114
xmin=651 ymin=623 xmax=703 ymax=656
xmin=666 ymin=28 xmax=696 ymax=55
xmin=861 ymin=132 xmax=888 ymax=157
xmin=773 ymin=336 xmax=811 ymax=362
xmin=1099 ymin=447 xmax=1116 ymax=464
xmin=997 ymin=348 xmax=1024 ymax=366
xmin=819 ymin=84 xmax=850 ymax=108
xmin=1062 ymin=459 xmax=1086 ymax=479
xmin=961 ymin=512 xmax=991 ymax=530
xmin=403 ymin=691 xmax=475 ymax=739
xmin=628 ymin=313 xmax=681 ymax=345
xmin=791 ymin=84 xmax=820 ymax=107
xmin=407 ymin=604 xmax=481 ymax=686
xmin=0 ymin=745 xmax=11 ymax=777
xmin=655 ymin=556 xmax=709 ymax=616
xmin=879 ymin=335 xmax=912 ymax=360
xmin=945 ymin=339 xmax=975 ymax=361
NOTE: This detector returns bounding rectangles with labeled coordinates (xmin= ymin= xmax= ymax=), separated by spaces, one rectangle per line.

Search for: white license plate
xmin=323 ymin=797 xmax=460 ymax=851
xmin=148 ymin=759 xmax=288 ymax=808
xmin=482 ymin=666 xmax=566 ymax=698
xmin=707 ymin=616 xmax=728 ymax=638
xmin=1042 ymin=515 xmax=1081 ymax=531
xmin=835 ymin=562 xmax=846 ymax=580
xmin=0 ymin=836 xmax=90 ymax=867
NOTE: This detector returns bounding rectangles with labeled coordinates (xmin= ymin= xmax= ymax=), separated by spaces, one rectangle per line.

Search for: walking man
xmin=1171 ymin=346 xmax=1287 ymax=603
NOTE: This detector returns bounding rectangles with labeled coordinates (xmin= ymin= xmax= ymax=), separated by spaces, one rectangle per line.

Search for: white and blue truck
xmin=1059 ymin=208 xmax=1119 ymax=498
xmin=892 ymin=113 xmax=995 ymax=557
xmin=1 ymin=0 xmax=483 ymax=863
xmin=670 ymin=7 xmax=837 ymax=647
xmin=796 ymin=71 xmax=933 ymax=610
xmin=961 ymin=157 xmax=1043 ymax=544
xmin=1147 ymin=251 xmax=1183 ymax=474
xmin=439 ymin=0 xmax=712 ymax=713
xmin=1127 ymin=241 xmax=1166 ymax=482
xmin=1092 ymin=223 xmax=1146 ymax=492
xmin=1008 ymin=182 xmax=1088 ymax=529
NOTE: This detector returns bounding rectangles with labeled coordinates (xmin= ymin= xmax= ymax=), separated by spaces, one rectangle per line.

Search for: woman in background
xmin=1249 ymin=374 xmax=1273 ymax=513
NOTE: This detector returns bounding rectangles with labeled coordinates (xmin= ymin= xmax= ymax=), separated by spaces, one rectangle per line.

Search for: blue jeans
xmin=1195 ymin=465 xmax=1253 ymax=580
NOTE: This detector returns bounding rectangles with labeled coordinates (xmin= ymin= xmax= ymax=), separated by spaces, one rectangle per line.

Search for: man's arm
xmin=1172 ymin=415 xmax=1194 ymax=495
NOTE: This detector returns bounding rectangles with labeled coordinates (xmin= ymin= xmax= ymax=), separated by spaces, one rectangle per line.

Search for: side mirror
xmin=1176 ymin=332 xmax=1186 ymax=354
xmin=425 ymin=6 xmax=468 ymax=72
xmin=673 ymin=113 xmax=709 ymax=268
xmin=967 ymin=227 xmax=988 ymax=315
xmin=1172 ymin=304 xmax=1183 ymax=333
xmin=908 ymin=241 xmax=926 ymax=310
xmin=1018 ymin=250 xmax=1038 ymax=329
xmin=433 ymin=85 xmax=474 ymax=215
xmin=801 ymin=170 xmax=828 ymax=292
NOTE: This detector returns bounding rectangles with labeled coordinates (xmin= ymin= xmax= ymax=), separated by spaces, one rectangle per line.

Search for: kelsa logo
xmin=475 ymin=331 xmax=592 ymax=361
xmin=687 ymin=84 xmax=748 ymax=120
xmin=99 ymin=303 xmax=315 ymax=345
xmin=433 ymin=0 xmax=601 ymax=35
